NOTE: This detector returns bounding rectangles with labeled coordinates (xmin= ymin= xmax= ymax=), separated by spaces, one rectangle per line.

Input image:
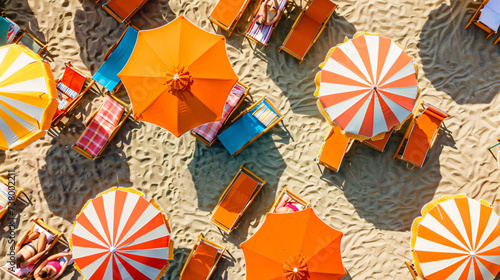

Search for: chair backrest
xmin=362 ymin=129 xmax=393 ymax=152
xmin=92 ymin=26 xmax=138 ymax=92
xmin=104 ymin=0 xmax=146 ymax=22
xmin=58 ymin=63 xmax=87 ymax=98
xmin=317 ymin=126 xmax=352 ymax=171
xmin=180 ymin=236 xmax=226 ymax=280
xmin=18 ymin=32 xmax=43 ymax=54
xmin=304 ymin=0 xmax=337 ymax=24
xmin=210 ymin=0 xmax=250 ymax=30
xmin=270 ymin=187 xmax=310 ymax=213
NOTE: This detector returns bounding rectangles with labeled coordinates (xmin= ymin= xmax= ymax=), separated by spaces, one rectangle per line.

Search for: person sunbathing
xmin=33 ymin=251 xmax=72 ymax=280
xmin=275 ymin=196 xmax=300 ymax=213
xmin=14 ymin=231 xmax=48 ymax=268
xmin=256 ymin=0 xmax=281 ymax=26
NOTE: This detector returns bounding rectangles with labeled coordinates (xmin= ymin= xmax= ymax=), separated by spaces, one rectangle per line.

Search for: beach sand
xmin=0 ymin=0 xmax=499 ymax=279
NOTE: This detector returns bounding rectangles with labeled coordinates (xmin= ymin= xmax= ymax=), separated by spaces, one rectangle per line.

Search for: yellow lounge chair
xmin=269 ymin=187 xmax=310 ymax=213
xmin=209 ymin=0 xmax=252 ymax=36
xmin=315 ymin=125 xmax=355 ymax=172
xmin=0 ymin=176 xmax=30 ymax=220
xmin=405 ymin=261 xmax=424 ymax=280
xmin=465 ymin=0 xmax=497 ymax=39
xmin=209 ymin=165 xmax=266 ymax=234
xmin=179 ymin=234 xmax=226 ymax=280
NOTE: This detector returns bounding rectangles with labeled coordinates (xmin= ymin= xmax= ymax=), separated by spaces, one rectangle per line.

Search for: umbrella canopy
xmin=118 ymin=16 xmax=239 ymax=137
xmin=314 ymin=32 xmax=419 ymax=140
xmin=241 ymin=208 xmax=345 ymax=280
xmin=411 ymin=195 xmax=500 ymax=280
xmin=71 ymin=187 xmax=172 ymax=280
xmin=0 ymin=44 xmax=57 ymax=150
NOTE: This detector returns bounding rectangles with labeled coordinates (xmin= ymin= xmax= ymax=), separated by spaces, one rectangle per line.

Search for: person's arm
xmin=45 ymin=252 xmax=71 ymax=262
xmin=53 ymin=254 xmax=72 ymax=279
xmin=272 ymin=0 xmax=279 ymax=9
xmin=33 ymin=259 xmax=49 ymax=277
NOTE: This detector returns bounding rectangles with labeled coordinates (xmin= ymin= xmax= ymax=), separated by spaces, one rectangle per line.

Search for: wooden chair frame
xmin=179 ymin=234 xmax=227 ymax=280
xmin=208 ymin=0 xmax=252 ymax=36
xmin=392 ymin=100 xmax=450 ymax=168
xmin=279 ymin=0 xmax=338 ymax=63
xmin=101 ymin=0 xmax=150 ymax=23
xmin=72 ymin=94 xmax=132 ymax=160
xmin=52 ymin=62 xmax=96 ymax=127
xmin=495 ymin=35 xmax=500 ymax=44
xmin=465 ymin=0 xmax=496 ymax=39
xmin=209 ymin=165 xmax=266 ymax=234
xmin=225 ymin=96 xmax=284 ymax=156
xmin=190 ymin=82 xmax=250 ymax=147
xmin=14 ymin=29 xmax=47 ymax=55
xmin=245 ymin=0 xmax=289 ymax=47
xmin=315 ymin=126 xmax=355 ymax=172
xmin=269 ymin=187 xmax=310 ymax=213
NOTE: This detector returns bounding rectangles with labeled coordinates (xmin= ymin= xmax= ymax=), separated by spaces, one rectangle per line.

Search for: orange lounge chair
xmin=245 ymin=0 xmax=288 ymax=47
xmin=1 ymin=219 xmax=63 ymax=279
xmin=279 ymin=0 xmax=338 ymax=63
xmin=179 ymin=234 xmax=226 ymax=280
xmin=393 ymin=101 xmax=450 ymax=168
xmin=72 ymin=94 xmax=131 ymax=160
xmin=362 ymin=129 xmax=393 ymax=153
xmin=209 ymin=166 xmax=266 ymax=234
xmin=465 ymin=0 xmax=497 ymax=39
xmin=0 ymin=176 xmax=30 ymax=220
xmin=269 ymin=187 xmax=310 ymax=213
xmin=209 ymin=0 xmax=252 ymax=36
xmin=315 ymin=125 xmax=355 ymax=172
xmin=52 ymin=62 xmax=96 ymax=126
xmin=100 ymin=0 xmax=149 ymax=23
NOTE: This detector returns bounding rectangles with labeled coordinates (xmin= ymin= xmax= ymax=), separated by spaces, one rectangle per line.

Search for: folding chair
xmin=52 ymin=62 xmax=96 ymax=126
xmin=245 ymin=0 xmax=288 ymax=47
xmin=209 ymin=165 xmax=266 ymax=234
xmin=393 ymin=100 xmax=450 ymax=168
xmin=0 ymin=177 xmax=31 ymax=220
xmin=218 ymin=96 xmax=284 ymax=156
xmin=72 ymin=94 xmax=131 ymax=160
xmin=465 ymin=0 xmax=498 ymax=39
xmin=1 ymin=218 xmax=63 ymax=279
xmin=100 ymin=0 xmax=150 ymax=23
xmin=15 ymin=29 xmax=46 ymax=55
xmin=0 ymin=12 xmax=21 ymax=46
xmin=279 ymin=0 xmax=338 ymax=63
xmin=362 ymin=129 xmax=393 ymax=153
xmin=315 ymin=125 xmax=354 ymax=172
xmin=269 ymin=187 xmax=310 ymax=213
xmin=209 ymin=0 xmax=252 ymax=36
xmin=92 ymin=25 xmax=139 ymax=93
xmin=179 ymin=234 xmax=226 ymax=280
xmin=191 ymin=82 xmax=249 ymax=146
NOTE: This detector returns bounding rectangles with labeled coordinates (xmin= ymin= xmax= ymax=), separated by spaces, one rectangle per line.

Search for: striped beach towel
xmin=252 ymin=102 xmax=279 ymax=127
xmin=246 ymin=0 xmax=287 ymax=45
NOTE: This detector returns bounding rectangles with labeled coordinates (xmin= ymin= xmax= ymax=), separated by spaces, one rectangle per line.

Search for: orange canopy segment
xmin=241 ymin=208 xmax=346 ymax=280
xmin=118 ymin=16 xmax=239 ymax=137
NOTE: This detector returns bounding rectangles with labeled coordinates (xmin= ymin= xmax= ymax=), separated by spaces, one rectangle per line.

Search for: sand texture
xmin=0 ymin=0 xmax=499 ymax=279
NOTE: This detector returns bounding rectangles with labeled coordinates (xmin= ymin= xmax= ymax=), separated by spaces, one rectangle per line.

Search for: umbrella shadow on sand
xmin=319 ymin=121 xmax=456 ymax=231
xmin=419 ymin=0 xmax=500 ymax=104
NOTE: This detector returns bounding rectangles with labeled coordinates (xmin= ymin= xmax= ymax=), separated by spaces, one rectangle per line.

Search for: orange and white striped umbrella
xmin=314 ymin=32 xmax=418 ymax=140
xmin=71 ymin=187 xmax=172 ymax=280
xmin=0 ymin=44 xmax=57 ymax=150
xmin=411 ymin=195 xmax=500 ymax=280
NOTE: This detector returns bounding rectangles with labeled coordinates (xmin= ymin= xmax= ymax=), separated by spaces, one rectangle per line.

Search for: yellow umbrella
xmin=0 ymin=44 xmax=57 ymax=150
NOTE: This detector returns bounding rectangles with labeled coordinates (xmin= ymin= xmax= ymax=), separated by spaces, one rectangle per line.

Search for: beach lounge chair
xmin=465 ymin=0 xmax=498 ymax=39
xmin=15 ymin=29 xmax=46 ymax=55
xmin=362 ymin=129 xmax=393 ymax=153
xmin=0 ymin=177 xmax=30 ymax=220
xmin=315 ymin=125 xmax=355 ymax=172
xmin=218 ymin=96 xmax=283 ymax=156
xmin=245 ymin=0 xmax=288 ymax=47
xmin=279 ymin=0 xmax=338 ymax=63
xmin=1 ymin=218 xmax=63 ymax=279
xmin=269 ymin=187 xmax=310 ymax=213
xmin=52 ymin=62 xmax=96 ymax=126
xmin=92 ymin=25 xmax=139 ymax=93
xmin=0 ymin=12 xmax=21 ymax=46
xmin=100 ymin=0 xmax=150 ymax=23
xmin=393 ymin=101 xmax=450 ymax=168
xmin=209 ymin=0 xmax=252 ymax=36
xmin=209 ymin=165 xmax=266 ymax=234
xmin=179 ymin=234 xmax=226 ymax=280
xmin=405 ymin=261 xmax=424 ymax=280
xmin=191 ymin=82 xmax=249 ymax=146
xmin=72 ymin=94 xmax=131 ymax=160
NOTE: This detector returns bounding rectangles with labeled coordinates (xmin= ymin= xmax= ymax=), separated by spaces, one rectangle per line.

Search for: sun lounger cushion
xmin=192 ymin=83 xmax=246 ymax=143
xmin=211 ymin=172 xmax=260 ymax=229
xmin=18 ymin=34 xmax=42 ymax=54
xmin=75 ymin=96 xmax=124 ymax=157
xmin=182 ymin=241 xmax=219 ymax=279
xmin=92 ymin=26 xmax=138 ymax=92
xmin=246 ymin=0 xmax=287 ymax=45
xmin=218 ymin=99 xmax=279 ymax=155
xmin=479 ymin=6 xmax=500 ymax=31
xmin=318 ymin=126 xmax=350 ymax=170
xmin=210 ymin=0 xmax=250 ymax=30
xmin=104 ymin=0 xmax=146 ymax=21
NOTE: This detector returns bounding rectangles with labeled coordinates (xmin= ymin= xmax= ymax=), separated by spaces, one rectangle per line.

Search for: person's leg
xmin=35 ymin=233 xmax=47 ymax=252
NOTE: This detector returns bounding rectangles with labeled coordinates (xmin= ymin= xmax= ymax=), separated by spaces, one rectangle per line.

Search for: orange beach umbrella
xmin=118 ymin=16 xmax=239 ymax=137
xmin=241 ymin=208 xmax=346 ymax=280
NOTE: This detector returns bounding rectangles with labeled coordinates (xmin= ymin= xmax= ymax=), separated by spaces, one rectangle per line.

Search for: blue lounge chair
xmin=92 ymin=25 xmax=138 ymax=93
xmin=218 ymin=96 xmax=283 ymax=156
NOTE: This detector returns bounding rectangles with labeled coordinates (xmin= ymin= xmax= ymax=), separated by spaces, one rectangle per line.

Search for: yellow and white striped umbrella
xmin=0 ymin=44 xmax=57 ymax=150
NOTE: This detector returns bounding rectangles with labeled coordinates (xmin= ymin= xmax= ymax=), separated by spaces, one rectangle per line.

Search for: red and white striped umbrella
xmin=315 ymin=33 xmax=419 ymax=139
xmin=71 ymin=187 xmax=172 ymax=280
xmin=411 ymin=195 xmax=500 ymax=280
